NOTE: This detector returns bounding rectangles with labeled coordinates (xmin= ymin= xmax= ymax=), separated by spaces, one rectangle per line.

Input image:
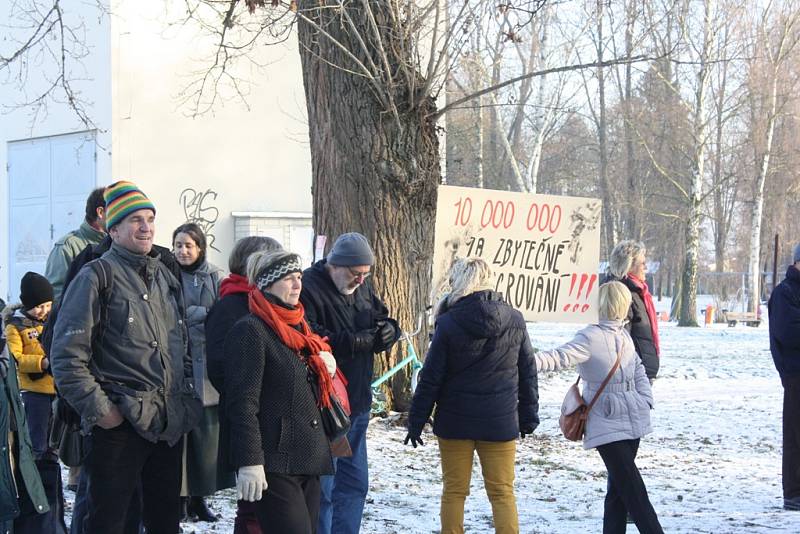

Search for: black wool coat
xmin=300 ymin=260 xmax=398 ymax=415
xmin=223 ymin=313 xmax=333 ymax=476
xmin=408 ymin=290 xmax=539 ymax=442
xmin=205 ymin=291 xmax=249 ymax=472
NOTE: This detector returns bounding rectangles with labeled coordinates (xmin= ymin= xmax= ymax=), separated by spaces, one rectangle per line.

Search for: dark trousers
xmin=85 ymin=421 xmax=182 ymax=534
xmin=596 ymin=439 xmax=663 ymax=534
xmin=782 ymin=375 xmax=800 ymax=500
xmin=70 ymin=464 xmax=143 ymax=534
xmin=254 ymin=472 xmax=321 ymax=534
xmin=21 ymin=391 xmax=53 ymax=459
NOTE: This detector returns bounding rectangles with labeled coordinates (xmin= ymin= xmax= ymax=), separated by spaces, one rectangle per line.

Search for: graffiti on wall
xmin=179 ymin=188 xmax=220 ymax=251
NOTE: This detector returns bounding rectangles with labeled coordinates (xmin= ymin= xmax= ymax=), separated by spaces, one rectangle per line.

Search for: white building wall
xmin=109 ymin=1 xmax=312 ymax=271
xmin=1 ymin=1 xmax=313 ymax=298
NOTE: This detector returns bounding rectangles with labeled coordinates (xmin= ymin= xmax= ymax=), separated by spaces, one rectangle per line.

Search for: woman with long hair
xmin=172 ymin=223 xmax=234 ymax=522
xmin=405 ymin=257 xmax=539 ymax=534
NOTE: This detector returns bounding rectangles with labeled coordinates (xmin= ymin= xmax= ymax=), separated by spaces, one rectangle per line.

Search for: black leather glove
xmin=373 ymin=321 xmax=397 ymax=352
xmin=352 ymin=328 xmax=378 ymax=353
xmin=403 ymin=432 xmax=424 ymax=448
xmin=519 ymin=423 xmax=536 ymax=439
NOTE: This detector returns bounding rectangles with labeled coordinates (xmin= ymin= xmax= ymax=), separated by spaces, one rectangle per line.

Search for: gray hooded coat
xmin=536 ymin=319 xmax=653 ymax=450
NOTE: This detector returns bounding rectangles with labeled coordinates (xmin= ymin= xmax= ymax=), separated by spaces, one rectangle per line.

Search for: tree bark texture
xmin=297 ymin=1 xmax=440 ymax=410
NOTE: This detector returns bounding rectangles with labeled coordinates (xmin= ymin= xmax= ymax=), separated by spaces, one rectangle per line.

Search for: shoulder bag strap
xmin=585 ymin=343 xmax=622 ymax=412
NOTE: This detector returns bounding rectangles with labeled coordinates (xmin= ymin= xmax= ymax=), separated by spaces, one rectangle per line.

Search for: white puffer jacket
xmin=536 ymin=319 xmax=653 ymax=449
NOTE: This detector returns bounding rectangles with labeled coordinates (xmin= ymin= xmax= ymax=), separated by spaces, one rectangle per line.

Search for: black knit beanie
xmin=20 ymin=272 xmax=54 ymax=310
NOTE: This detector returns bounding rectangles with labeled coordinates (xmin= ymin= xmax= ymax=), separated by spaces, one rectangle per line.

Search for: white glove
xmin=237 ymin=465 xmax=268 ymax=502
xmin=319 ymin=351 xmax=337 ymax=376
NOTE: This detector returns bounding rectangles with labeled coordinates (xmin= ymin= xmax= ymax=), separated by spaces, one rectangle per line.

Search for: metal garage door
xmin=7 ymin=130 xmax=96 ymax=302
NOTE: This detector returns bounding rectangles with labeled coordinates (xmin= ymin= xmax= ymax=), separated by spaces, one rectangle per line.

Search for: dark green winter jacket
xmin=0 ymin=344 xmax=49 ymax=523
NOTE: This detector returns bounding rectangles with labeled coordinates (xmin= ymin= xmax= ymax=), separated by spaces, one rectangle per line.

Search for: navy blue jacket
xmin=408 ymin=290 xmax=539 ymax=441
xmin=769 ymin=265 xmax=800 ymax=378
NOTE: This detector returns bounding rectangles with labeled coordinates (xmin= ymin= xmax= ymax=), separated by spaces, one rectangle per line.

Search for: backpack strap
xmin=88 ymin=257 xmax=113 ymax=295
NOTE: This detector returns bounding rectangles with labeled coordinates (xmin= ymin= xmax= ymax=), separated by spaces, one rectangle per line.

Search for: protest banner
xmin=432 ymin=185 xmax=602 ymax=323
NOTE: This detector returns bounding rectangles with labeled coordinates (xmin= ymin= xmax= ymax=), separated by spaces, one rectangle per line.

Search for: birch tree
xmin=744 ymin=0 xmax=800 ymax=311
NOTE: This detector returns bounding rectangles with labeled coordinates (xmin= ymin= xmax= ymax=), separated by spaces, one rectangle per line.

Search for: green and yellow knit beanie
xmin=104 ymin=181 xmax=156 ymax=229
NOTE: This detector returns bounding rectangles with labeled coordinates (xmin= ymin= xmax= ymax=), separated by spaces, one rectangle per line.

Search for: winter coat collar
xmin=110 ymin=242 xmax=162 ymax=270
xmin=1 ymin=304 xmax=44 ymax=329
xmin=309 ymin=259 xmax=357 ymax=300
xmin=78 ymin=220 xmax=106 ymax=243
xmin=443 ymin=290 xmax=512 ymax=338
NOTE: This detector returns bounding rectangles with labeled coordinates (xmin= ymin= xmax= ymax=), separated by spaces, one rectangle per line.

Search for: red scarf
xmin=219 ymin=273 xmax=251 ymax=298
xmin=247 ymin=289 xmax=336 ymax=408
xmin=628 ymin=274 xmax=660 ymax=356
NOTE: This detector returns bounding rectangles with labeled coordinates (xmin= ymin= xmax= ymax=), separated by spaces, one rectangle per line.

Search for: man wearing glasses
xmin=301 ymin=232 xmax=400 ymax=534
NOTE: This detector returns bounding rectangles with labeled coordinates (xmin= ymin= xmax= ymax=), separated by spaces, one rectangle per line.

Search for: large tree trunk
xmin=297 ymin=2 xmax=440 ymax=411
xmin=678 ymin=0 xmax=713 ymax=327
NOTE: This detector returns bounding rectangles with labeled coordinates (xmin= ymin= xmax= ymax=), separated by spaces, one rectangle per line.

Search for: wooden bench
xmin=722 ymin=310 xmax=760 ymax=328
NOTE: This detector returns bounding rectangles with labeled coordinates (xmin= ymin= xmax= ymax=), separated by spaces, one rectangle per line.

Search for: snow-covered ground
xmin=65 ymin=315 xmax=797 ymax=533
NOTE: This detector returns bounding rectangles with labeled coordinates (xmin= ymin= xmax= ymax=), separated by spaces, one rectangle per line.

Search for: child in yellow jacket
xmin=2 ymin=272 xmax=54 ymax=459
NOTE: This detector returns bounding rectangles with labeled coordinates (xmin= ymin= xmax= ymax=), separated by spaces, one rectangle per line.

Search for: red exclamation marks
xmin=562 ymin=273 xmax=578 ymax=312
xmin=581 ymin=274 xmax=597 ymax=312
xmin=563 ymin=273 xmax=598 ymax=313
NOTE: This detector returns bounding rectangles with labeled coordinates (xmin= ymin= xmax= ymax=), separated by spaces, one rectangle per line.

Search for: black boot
xmin=187 ymin=496 xmax=218 ymax=523
xmin=180 ymin=497 xmax=191 ymax=522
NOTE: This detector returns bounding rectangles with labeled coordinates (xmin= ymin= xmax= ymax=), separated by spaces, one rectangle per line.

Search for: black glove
xmin=373 ymin=321 xmax=397 ymax=352
xmin=352 ymin=328 xmax=378 ymax=353
xmin=404 ymin=432 xmax=424 ymax=448
xmin=519 ymin=423 xmax=536 ymax=439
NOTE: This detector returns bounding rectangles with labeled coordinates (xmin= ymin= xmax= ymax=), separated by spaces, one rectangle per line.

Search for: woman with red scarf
xmin=608 ymin=240 xmax=661 ymax=382
xmin=224 ymin=249 xmax=337 ymax=533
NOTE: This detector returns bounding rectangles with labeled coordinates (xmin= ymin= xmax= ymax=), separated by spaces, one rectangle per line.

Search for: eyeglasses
xmin=346 ymin=267 xmax=372 ymax=280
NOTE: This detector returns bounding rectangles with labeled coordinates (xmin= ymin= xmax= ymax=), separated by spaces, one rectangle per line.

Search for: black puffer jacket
xmin=224 ymin=313 xmax=333 ymax=476
xmin=609 ymin=275 xmax=659 ymax=379
xmin=408 ymin=290 xmax=539 ymax=441
xmin=300 ymin=260 xmax=399 ymax=415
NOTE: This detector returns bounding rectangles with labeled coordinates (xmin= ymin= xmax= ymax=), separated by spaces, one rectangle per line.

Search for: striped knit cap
xmin=104 ymin=181 xmax=156 ymax=229
xmin=256 ymin=255 xmax=303 ymax=290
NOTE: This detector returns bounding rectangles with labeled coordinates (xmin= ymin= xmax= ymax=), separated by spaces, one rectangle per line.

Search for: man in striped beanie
xmin=52 ymin=180 xmax=202 ymax=533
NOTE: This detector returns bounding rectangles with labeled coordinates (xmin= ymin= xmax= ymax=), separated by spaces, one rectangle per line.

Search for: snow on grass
xmin=65 ymin=319 xmax=797 ymax=533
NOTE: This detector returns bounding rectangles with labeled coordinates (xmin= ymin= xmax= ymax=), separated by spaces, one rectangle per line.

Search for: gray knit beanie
xmin=327 ymin=232 xmax=375 ymax=266
xmin=793 ymin=243 xmax=800 ymax=263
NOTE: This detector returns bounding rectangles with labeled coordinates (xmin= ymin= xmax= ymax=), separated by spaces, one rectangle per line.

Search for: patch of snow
xmin=63 ymin=317 xmax=796 ymax=533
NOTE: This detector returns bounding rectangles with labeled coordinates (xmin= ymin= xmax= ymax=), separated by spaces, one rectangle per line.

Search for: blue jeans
xmin=317 ymin=411 xmax=370 ymax=534
xmin=21 ymin=391 xmax=53 ymax=458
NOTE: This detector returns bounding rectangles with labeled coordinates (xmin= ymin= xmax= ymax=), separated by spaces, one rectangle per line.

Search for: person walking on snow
xmin=768 ymin=243 xmax=800 ymax=511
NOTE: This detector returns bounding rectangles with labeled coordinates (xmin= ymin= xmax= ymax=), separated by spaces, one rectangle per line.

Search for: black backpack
xmin=39 ymin=241 xmax=109 ymax=358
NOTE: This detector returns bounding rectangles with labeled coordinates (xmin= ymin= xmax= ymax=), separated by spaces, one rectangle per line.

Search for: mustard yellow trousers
xmin=437 ymin=437 xmax=518 ymax=534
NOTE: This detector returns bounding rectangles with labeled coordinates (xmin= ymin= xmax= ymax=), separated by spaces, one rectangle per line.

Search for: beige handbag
xmin=559 ymin=349 xmax=621 ymax=441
